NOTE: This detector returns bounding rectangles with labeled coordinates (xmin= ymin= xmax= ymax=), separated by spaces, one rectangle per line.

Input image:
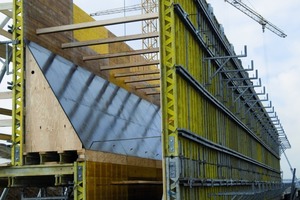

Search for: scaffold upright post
xmin=160 ymin=1 xmax=180 ymax=199
xmin=74 ymin=162 xmax=86 ymax=200
xmin=11 ymin=0 xmax=25 ymax=166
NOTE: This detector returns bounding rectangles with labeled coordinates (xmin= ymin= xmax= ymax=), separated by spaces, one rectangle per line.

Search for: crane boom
xmin=90 ymin=4 xmax=142 ymax=16
xmin=225 ymin=0 xmax=287 ymax=38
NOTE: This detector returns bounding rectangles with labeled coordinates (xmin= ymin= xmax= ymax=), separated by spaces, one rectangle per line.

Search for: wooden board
xmin=0 ymin=92 xmax=12 ymax=99
xmin=101 ymin=60 xmax=160 ymax=71
xmin=0 ymin=119 xmax=11 ymax=127
xmin=25 ymin=47 xmax=82 ymax=153
xmin=0 ymin=3 xmax=12 ymax=11
xmin=82 ymin=149 xmax=162 ymax=169
xmin=114 ymin=69 xmax=160 ymax=78
xmin=0 ymin=133 xmax=11 ymax=141
xmin=62 ymin=32 xmax=159 ymax=49
xmin=36 ymin=13 xmax=159 ymax=34
xmin=0 ymin=28 xmax=12 ymax=39
xmin=0 ymin=44 xmax=12 ymax=59
xmin=0 ymin=10 xmax=12 ymax=18
xmin=0 ymin=108 xmax=12 ymax=116
xmin=83 ymin=48 xmax=160 ymax=61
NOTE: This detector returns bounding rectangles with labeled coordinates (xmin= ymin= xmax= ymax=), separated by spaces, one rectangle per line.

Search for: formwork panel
xmin=25 ymin=47 xmax=82 ymax=153
xmin=26 ymin=41 xmax=162 ymax=161
xmin=160 ymin=0 xmax=282 ymax=199
xmin=85 ymin=159 xmax=162 ymax=200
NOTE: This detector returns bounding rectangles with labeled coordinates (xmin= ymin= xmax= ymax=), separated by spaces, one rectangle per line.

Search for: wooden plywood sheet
xmin=25 ymin=47 xmax=82 ymax=153
xmin=83 ymin=149 xmax=162 ymax=169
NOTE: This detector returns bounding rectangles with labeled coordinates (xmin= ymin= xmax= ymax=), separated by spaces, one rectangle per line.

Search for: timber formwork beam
xmin=0 ymin=133 xmax=11 ymax=141
xmin=100 ymin=60 xmax=160 ymax=71
xmin=114 ymin=69 xmax=160 ymax=78
xmin=0 ymin=108 xmax=12 ymax=116
xmin=0 ymin=92 xmax=12 ymax=99
xmin=36 ymin=13 xmax=159 ymax=34
xmin=62 ymin=32 xmax=159 ymax=49
xmin=83 ymin=48 xmax=160 ymax=61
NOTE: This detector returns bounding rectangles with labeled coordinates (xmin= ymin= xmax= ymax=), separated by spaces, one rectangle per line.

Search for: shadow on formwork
xmin=0 ymin=0 xmax=162 ymax=199
xmin=0 ymin=0 xmax=292 ymax=199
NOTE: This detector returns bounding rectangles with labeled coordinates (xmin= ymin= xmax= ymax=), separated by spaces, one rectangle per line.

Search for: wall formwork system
xmin=0 ymin=0 xmax=291 ymax=199
xmin=159 ymin=0 xmax=289 ymax=199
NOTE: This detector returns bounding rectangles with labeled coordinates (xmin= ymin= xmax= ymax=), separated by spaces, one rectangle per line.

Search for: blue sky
xmin=205 ymin=0 xmax=300 ymax=179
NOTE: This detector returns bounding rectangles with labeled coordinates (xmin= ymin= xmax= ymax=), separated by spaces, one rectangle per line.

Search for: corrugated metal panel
xmin=28 ymin=42 xmax=162 ymax=160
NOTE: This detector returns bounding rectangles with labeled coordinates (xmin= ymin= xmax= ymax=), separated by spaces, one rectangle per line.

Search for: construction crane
xmin=225 ymin=0 xmax=287 ymax=38
xmin=90 ymin=0 xmax=159 ymax=61
xmin=90 ymin=4 xmax=142 ymax=16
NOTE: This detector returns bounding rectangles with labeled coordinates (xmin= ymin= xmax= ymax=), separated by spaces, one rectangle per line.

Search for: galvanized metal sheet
xmin=28 ymin=42 xmax=162 ymax=160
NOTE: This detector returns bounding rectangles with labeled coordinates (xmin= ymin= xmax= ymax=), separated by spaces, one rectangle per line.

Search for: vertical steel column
xmin=160 ymin=1 xmax=180 ymax=199
xmin=11 ymin=0 xmax=24 ymax=166
xmin=74 ymin=162 xmax=86 ymax=200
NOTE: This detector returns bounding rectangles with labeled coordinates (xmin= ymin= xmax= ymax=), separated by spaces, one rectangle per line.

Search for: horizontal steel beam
xmin=0 ymin=164 xmax=74 ymax=177
xmin=204 ymin=45 xmax=247 ymax=60
xmin=175 ymin=65 xmax=279 ymax=159
xmin=36 ymin=13 xmax=159 ymax=34
xmin=178 ymin=128 xmax=280 ymax=173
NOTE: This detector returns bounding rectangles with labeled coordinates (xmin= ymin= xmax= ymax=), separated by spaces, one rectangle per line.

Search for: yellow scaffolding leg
xmin=11 ymin=0 xmax=24 ymax=166
xmin=159 ymin=0 xmax=179 ymax=199
xmin=74 ymin=161 xmax=86 ymax=200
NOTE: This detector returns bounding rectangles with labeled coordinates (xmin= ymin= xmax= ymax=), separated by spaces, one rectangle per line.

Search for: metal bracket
xmin=77 ymin=165 xmax=83 ymax=182
xmin=169 ymin=136 xmax=175 ymax=153
xmin=235 ymin=86 xmax=265 ymax=103
xmin=0 ymin=40 xmax=17 ymax=76
xmin=169 ymin=161 xmax=176 ymax=179
xmin=14 ymin=145 xmax=20 ymax=163
xmin=246 ymin=101 xmax=272 ymax=114
xmin=228 ymin=78 xmax=262 ymax=90
xmin=204 ymin=45 xmax=247 ymax=83
xmin=225 ymin=69 xmax=258 ymax=84
xmin=246 ymin=94 xmax=268 ymax=103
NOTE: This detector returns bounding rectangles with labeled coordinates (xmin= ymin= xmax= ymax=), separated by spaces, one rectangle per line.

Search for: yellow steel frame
xmin=160 ymin=0 xmax=179 ymax=199
xmin=11 ymin=0 xmax=24 ymax=166
xmin=74 ymin=161 xmax=86 ymax=200
xmin=160 ymin=0 xmax=282 ymax=199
